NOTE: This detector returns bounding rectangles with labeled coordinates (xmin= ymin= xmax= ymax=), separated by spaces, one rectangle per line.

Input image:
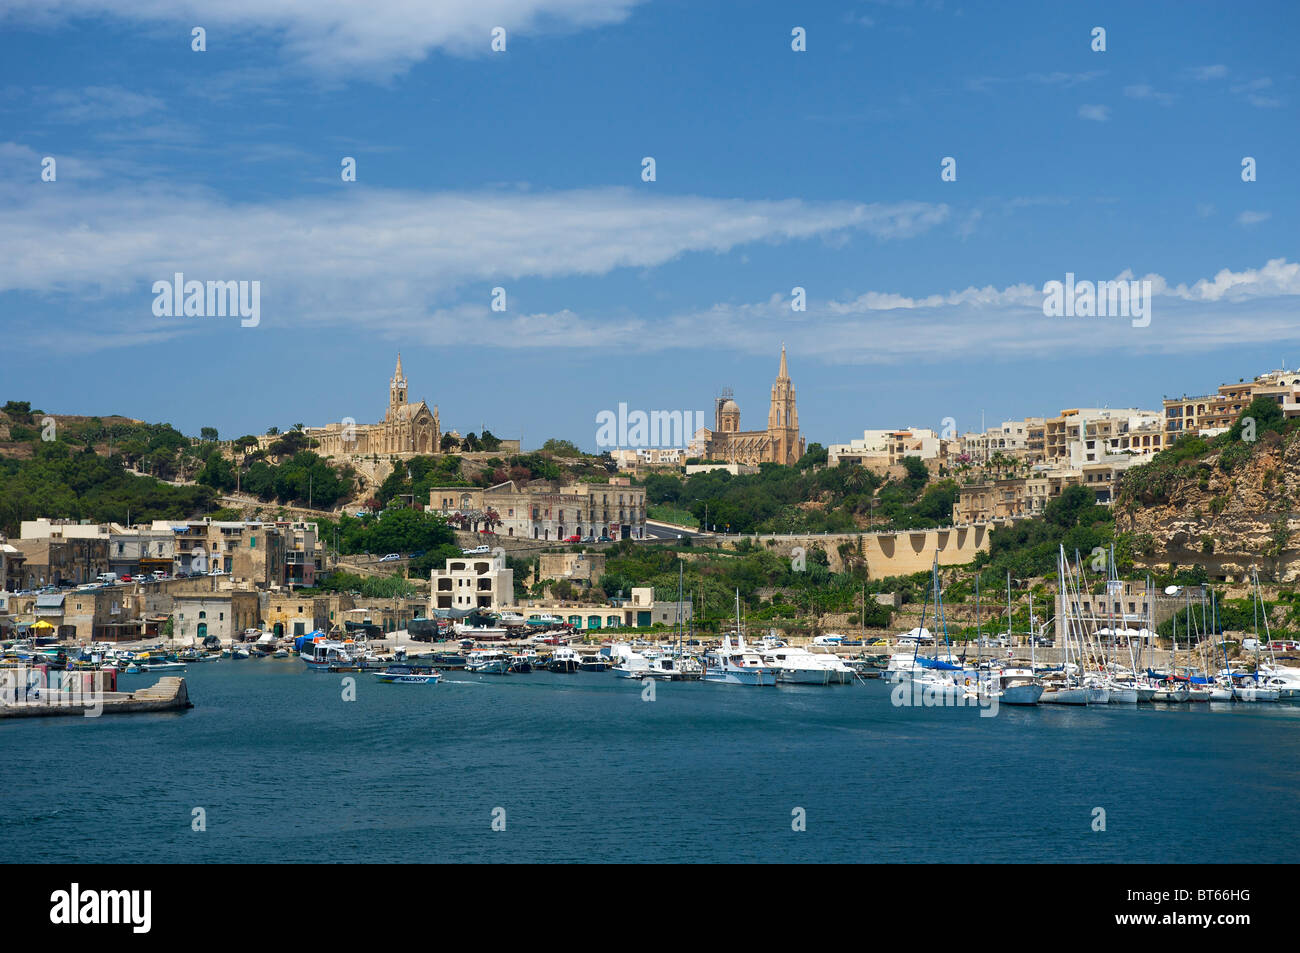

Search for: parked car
xmin=563 ymin=535 xmax=580 ymax=543
xmin=208 ymin=568 xmax=227 ymax=576
xmin=462 ymin=545 xmax=491 ymax=555
xmin=379 ymin=553 xmax=402 ymax=562
xmin=580 ymin=535 xmax=594 ymax=543
xmin=598 ymin=535 xmax=611 ymax=543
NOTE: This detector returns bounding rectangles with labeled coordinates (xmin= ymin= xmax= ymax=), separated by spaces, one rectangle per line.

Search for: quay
xmin=0 ymin=676 xmax=193 ymax=719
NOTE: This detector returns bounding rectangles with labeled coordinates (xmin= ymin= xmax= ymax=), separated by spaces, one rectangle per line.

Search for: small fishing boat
xmin=546 ymin=646 xmax=582 ymax=673
xmin=139 ymin=660 xmax=188 ymax=672
xmin=374 ymin=664 xmax=440 ymax=684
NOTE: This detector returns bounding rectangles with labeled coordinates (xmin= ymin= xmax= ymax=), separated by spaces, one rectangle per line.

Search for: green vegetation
xmin=0 ymin=430 xmax=214 ymax=535
xmin=973 ymin=485 xmax=1116 ymax=581
xmin=315 ymin=507 xmax=460 ymax=577
xmin=1119 ymin=396 xmax=1299 ymax=508
xmin=304 ymin=571 xmax=420 ymax=599
xmin=592 ymin=540 xmax=892 ymax=632
xmin=641 ymin=456 xmax=957 ymax=535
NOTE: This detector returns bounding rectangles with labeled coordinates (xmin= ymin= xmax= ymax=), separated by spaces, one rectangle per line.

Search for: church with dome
xmin=697 ymin=346 xmax=805 ymax=466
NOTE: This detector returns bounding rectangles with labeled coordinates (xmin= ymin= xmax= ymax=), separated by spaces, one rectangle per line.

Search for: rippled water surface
xmin=4 ymin=661 xmax=1298 ymax=863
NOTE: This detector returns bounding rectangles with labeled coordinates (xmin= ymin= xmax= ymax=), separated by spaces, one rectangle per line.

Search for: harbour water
xmin=4 ymin=661 xmax=1299 ymax=863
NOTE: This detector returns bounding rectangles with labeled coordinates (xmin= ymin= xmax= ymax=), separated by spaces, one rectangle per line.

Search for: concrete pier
xmin=0 ymin=676 xmax=193 ymax=719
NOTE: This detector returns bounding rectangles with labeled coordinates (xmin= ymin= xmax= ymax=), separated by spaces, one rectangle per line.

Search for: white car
xmin=461 ymin=545 xmax=491 ymax=555
xmin=208 ymin=568 xmax=227 ymax=576
xmin=379 ymin=553 xmax=402 ymax=562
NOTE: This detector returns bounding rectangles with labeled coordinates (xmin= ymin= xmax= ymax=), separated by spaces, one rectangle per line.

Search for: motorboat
xmin=982 ymin=667 xmax=1044 ymax=705
xmin=546 ymin=646 xmax=582 ymax=673
xmin=611 ymin=643 xmax=652 ymax=678
xmin=703 ymin=633 xmax=777 ymax=686
xmin=374 ymin=664 xmax=440 ymax=684
xmin=760 ymin=645 xmax=854 ymax=685
xmin=465 ymin=650 xmax=512 ymax=674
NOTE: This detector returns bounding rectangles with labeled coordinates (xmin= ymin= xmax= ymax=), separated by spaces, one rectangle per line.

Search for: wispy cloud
xmin=1238 ymin=210 xmax=1272 ymax=226
xmin=41 ymin=85 xmax=165 ymax=123
xmin=0 ymin=164 xmax=951 ymax=338
xmin=967 ymin=71 xmax=1105 ymax=93
xmin=408 ymin=258 xmax=1300 ymax=364
xmin=1124 ymin=83 xmax=1176 ymax=106
xmin=1078 ymin=104 xmax=1110 ymax=122
xmin=0 ymin=0 xmax=645 ymax=79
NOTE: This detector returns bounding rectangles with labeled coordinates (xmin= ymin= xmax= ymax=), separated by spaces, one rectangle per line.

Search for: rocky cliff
xmin=1116 ymin=428 xmax=1298 ymax=581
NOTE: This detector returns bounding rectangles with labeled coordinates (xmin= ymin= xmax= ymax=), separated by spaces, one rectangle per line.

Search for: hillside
xmin=1115 ymin=400 xmax=1299 ymax=582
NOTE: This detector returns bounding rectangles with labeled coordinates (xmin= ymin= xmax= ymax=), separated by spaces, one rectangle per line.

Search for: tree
xmin=200 ymin=426 xmax=219 ymax=442
xmin=441 ymin=433 xmax=460 ymax=452
xmin=2 ymin=400 xmax=33 ymax=423
xmin=540 ymin=438 xmax=582 ymax=457
xmin=1044 ymin=484 xmax=1096 ymax=528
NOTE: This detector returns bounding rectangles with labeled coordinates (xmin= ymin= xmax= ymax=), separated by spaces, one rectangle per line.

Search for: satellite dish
xmin=1164 ymin=585 xmax=1180 ymax=595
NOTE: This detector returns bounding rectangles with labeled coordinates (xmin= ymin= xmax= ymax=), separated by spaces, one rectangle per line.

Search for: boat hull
xmin=704 ymin=669 xmax=777 ymax=686
xmin=1040 ymin=687 xmax=1089 ymax=705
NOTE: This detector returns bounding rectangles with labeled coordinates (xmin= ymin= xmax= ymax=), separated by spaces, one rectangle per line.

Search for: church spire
xmin=778 ymin=343 xmax=789 ymax=380
xmin=389 ymin=352 xmax=408 ymax=416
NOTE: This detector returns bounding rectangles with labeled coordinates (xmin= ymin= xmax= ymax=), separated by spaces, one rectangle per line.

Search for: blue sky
xmin=0 ymin=0 xmax=1296 ymax=450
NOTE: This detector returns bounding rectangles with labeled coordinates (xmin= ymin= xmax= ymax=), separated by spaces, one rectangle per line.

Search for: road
xmin=643 ymin=520 xmax=703 ymax=540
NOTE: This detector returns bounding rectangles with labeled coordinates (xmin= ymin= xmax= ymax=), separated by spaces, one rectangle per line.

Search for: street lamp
xmin=694 ymin=499 xmax=709 ymax=533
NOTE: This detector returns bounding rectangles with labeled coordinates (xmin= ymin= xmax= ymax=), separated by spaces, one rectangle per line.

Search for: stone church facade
xmin=698 ymin=346 xmax=806 ymax=466
xmin=307 ymin=355 xmax=440 ymax=457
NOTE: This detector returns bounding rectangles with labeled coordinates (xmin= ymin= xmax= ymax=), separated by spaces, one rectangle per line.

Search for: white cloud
xmin=0 ymin=0 xmax=643 ymax=78
xmin=1187 ymin=64 xmax=1228 ymax=80
xmin=1078 ymin=104 xmax=1110 ymax=121
xmin=416 ymin=260 xmax=1300 ymax=361
xmin=1236 ymin=210 xmax=1272 ymax=227
xmin=0 ymin=168 xmax=950 ymax=318
xmin=42 ymin=85 xmax=165 ymax=122
xmin=624 ymin=258 xmax=1300 ymax=365
xmin=1123 ymin=84 xmax=1175 ymax=106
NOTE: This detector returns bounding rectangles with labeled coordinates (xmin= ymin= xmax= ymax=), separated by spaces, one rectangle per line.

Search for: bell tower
xmin=389 ymin=353 xmax=407 ymax=418
xmin=767 ymin=344 xmax=803 ymax=465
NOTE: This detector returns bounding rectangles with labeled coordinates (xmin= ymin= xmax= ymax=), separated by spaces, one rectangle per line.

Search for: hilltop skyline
xmin=0 ymin=1 xmax=1296 ymax=447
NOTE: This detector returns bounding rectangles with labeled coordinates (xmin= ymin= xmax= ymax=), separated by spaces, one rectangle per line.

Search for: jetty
xmin=0 ymin=676 xmax=193 ymax=719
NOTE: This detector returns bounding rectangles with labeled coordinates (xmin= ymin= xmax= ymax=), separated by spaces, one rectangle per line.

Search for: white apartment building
xmin=430 ymin=555 xmax=515 ymax=613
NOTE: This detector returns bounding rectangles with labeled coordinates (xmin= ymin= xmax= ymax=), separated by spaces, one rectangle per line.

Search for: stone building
xmin=694 ymin=346 xmax=805 ymax=467
xmin=303 ymin=354 xmax=440 ymax=457
xmin=429 ymin=478 xmax=646 ymax=541
xmin=173 ymin=592 xmax=260 ymax=646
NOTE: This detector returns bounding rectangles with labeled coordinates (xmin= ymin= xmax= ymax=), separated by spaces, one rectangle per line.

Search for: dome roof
xmin=720 ymin=399 xmax=739 ymax=413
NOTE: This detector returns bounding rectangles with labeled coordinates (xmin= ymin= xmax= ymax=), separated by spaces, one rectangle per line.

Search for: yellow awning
xmin=32 ymin=620 xmax=56 ymax=629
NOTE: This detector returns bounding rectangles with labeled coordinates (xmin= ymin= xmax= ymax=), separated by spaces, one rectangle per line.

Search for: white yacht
xmin=761 ymin=645 xmax=854 ymax=685
xmin=703 ymin=634 xmax=776 ymax=686
xmin=465 ymin=650 xmax=512 ymax=674
xmin=610 ymin=643 xmax=653 ymax=679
